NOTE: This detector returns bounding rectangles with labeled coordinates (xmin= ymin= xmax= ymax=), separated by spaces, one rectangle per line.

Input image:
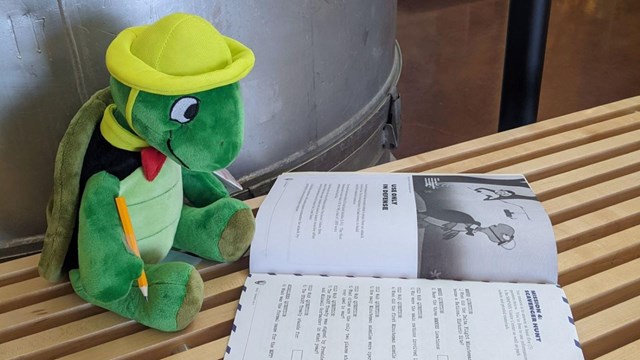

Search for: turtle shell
xmin=39 ymin=88 xmax=112 ymax=282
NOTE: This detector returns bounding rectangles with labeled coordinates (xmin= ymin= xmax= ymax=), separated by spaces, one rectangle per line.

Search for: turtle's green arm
xmin=181 ymin=168 xmax=229 ymax=207
xmin=175 ymin=168 xmax=254 ymax=262
xmin=76 ymin=171 xmax=144 ymax=303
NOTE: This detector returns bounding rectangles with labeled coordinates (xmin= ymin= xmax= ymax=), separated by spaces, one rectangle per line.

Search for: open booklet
xmin=225 ymin=173 xmax=584 ymax=360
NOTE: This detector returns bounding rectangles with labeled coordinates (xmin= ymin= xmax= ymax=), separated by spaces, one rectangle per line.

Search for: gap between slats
xmin=595 ymin=338 xmax=640 ymax=360
xmin=0 ymin=269 xmax=248 ymax=359
xmin=564 ymin=257 xmax=640 ymax=320
xmin=576 ymin=295 xmax=640 ymax=359
xmin=554 ymin=197 xmax=640 ymax=253
xmin=543 ymin=172 xmax=640 ymax=225
xmin=58 ymin=301 xmax=238 ymax=360
xmin=492 ymin=132 xmax=640 ymax=185
xmin=161 ymin=336 xmax=228 ymax=360
xmin=0 ymin=260 xmax=248 ymax=345
xmin=0 ymin=255 xmax=247 ymax=315
xmin=367 ymin=95 xmax=640 ymax=173
xmin=0 ymin=294 xmax=104 ymax=343
xmin=3 ymin=160 xmax=636 ymax=331
xmin=212 ymin=137 xmax=640 ymax=232
xmin=425 ymin=113 xmax=640 ymax=174
xmin=3 ymin=110 xmax=637 ymax=288
xmin=1 ymin=100 xmax=638 ymax=356
xmin=0 ymin=264 xmax=248 ymax=344
xmin=530 ymin=150 xmax=640 ymax=202
xmin=559 ymin=225 xmax=640 ymax=286
xmin=0 ymin=254 xmax=39 ymax=287
xmin=0 ymin=277 xmax=72 ymax=313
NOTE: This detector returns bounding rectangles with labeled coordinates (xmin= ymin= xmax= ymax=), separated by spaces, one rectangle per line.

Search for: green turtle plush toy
xmin=38 ymin=13 xmax=255 ymax=332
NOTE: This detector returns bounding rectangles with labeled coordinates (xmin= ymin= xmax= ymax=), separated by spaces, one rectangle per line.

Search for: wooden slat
xmin=244 ymin=197 xmax=263 ymax=213
xmin=0 ymin=270 xmax=247 ymax=359
xmin=0 ymin=276 xmax=73 ymax=313
xmin=596 ymin=339 xmax=640 ymax=360
xmin=559 ymin=225 xmax=640 ymax=286
xmin=242 ymin=143 xmax=640 ymax=219
xmin=162 ymin=336 xmax=228 ymax=360
xmin=576 ymin=295 xmax=640 ymax=359
xmin=542 ymin=172 xmax=640 ymax=224
xmin=425 ymin=113 xmax=640 ymax=174
xmin=59 ymin=301 xmax=238 ymax=360
xmin=0 ymin=293 xmax=103 ymax=343
xmin=493 ymin=131 xmax=640 ymax=184
xmin=2 ymin=97 xmax=640 ymax=357
xmin=201 ymin=269 xmax=248 ymax=309
xmin=0 ymin=254 xmax=39 ymax=287
xmin=530 ymin=150 xmax=640 ymax=201
xmin=367 ymin=95 xmax=640 ymax=173
xmin=0 ymin=235 xmax=250 ymax=288
xmin=0 ymin=254 xmax=246 ymax=311
xmin=0 ymin=309 xmax=144 ymax=359
xmin=0 ymin=261 xmax=250 ymax=343
xmin=554 ymin=197 xmax=640 ymax=252
xmin=238 ymin=140 xmax=640 ymax=216
xmin=564 ymin=258 xmax=640 ymax=320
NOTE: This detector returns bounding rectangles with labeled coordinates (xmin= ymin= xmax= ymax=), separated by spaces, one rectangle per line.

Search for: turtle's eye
xmin=170 ymin=96 xmax=200 ymax=123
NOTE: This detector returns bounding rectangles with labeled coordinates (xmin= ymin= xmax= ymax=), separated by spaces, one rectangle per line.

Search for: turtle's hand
xmin=76 ymin=171 xmax=144 ymax=303
xmin=181 ymin=168 xmax=229 ymax=207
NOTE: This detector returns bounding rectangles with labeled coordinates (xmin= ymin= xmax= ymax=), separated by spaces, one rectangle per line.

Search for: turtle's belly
xmin=119 ymin=159 xmax=182 ymax=263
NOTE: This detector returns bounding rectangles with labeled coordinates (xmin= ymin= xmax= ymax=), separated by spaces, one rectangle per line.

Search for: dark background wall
xmin=394 ymin=0 xmax=640 ymax=159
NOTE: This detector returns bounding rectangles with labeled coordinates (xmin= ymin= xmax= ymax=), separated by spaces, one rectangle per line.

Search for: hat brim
xmin=106 ymin=26 xmax=255 ymax=95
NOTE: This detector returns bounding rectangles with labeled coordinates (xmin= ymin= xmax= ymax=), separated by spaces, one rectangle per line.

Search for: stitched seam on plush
xmin=125 ymin=177 xmax=180 ymax=206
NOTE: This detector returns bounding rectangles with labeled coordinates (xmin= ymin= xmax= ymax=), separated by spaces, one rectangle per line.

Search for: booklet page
xmin=251 ymin=172 xmax=557 ymax=284
xmin=412 ymin=174 xmax=558 ymax=284
xmin=225 ymin=274 xmax=583 ymax=360
xmin=250 ymin=173 xmax=419 ymax=278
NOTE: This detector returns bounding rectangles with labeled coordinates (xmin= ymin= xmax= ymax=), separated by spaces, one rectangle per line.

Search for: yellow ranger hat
xmin=106 ymin=13 xmax=255 ymax=95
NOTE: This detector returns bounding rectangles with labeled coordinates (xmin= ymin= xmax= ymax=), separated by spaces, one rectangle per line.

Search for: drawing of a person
xmin=417 ymin=207 xmax=516 ymax=249
xmin=475 ymin=223 xmax=516 ymax=249
xmin=474 ymin=187 xmax=537 ymax=202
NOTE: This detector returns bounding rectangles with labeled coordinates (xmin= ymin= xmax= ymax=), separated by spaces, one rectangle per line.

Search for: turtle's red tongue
xmin=141 ymin=147 xmax=167 ymax=181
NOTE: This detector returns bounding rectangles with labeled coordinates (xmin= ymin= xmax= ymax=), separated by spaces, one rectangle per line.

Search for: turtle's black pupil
xmin=185 ymin=103 xmax=199 ymax=120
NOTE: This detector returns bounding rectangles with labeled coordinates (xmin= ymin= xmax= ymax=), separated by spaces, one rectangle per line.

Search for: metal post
xmin=498 ymin=0 xmax=552 ymax=131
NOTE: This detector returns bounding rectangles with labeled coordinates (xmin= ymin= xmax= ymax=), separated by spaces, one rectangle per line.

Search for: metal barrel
xmin=0 ymin=0 xmax=400 ymax=251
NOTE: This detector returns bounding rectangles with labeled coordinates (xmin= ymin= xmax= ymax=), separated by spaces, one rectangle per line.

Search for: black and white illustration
xmin=413 ymin=175 xmax=557 ymax=283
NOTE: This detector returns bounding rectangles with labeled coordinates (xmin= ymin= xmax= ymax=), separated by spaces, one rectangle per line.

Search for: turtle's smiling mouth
xmin=167 ymin=131 xmax=189 ymax=169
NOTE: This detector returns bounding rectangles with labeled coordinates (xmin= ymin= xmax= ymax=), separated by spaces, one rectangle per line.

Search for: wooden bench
xmin=2 ymin=96 xmax=640 ymax=359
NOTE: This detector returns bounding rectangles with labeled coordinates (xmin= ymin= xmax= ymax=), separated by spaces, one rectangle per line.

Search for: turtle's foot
xmin=70 ymin=262 xmax=203 ymax=332
xmin=174 ymin=197 xmax=255 ymax=262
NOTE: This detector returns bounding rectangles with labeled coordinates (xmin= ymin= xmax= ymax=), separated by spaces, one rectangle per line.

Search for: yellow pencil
xmin=114 ymin=196 xmax=149 ymax=300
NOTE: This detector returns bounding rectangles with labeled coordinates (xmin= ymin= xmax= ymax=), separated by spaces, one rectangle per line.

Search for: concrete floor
xmin=394 ymin=0 xmax=640 ymax=159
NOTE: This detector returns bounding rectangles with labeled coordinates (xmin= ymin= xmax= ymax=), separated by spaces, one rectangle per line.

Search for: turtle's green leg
xmin=75 ymin=171 xmax=144 ymax=302
xmin=70 ymin=262 xmax=203 ymax=332
xmin=174 ymin=198 xmax=254 ymax=262
xmin=175 ymin=169 xmax=254 ymax=262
